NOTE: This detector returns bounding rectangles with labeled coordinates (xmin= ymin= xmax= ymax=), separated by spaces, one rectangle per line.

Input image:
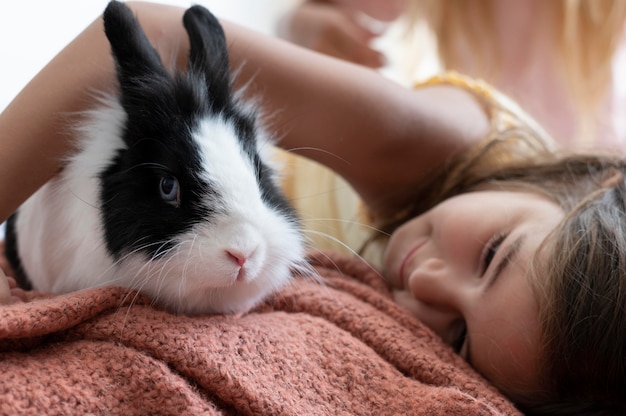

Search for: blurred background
xmin=0 ymin=0 xmax=299 ymax=112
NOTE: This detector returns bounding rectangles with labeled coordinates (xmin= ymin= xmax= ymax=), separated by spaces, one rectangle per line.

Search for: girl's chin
xmin=392 ymin=289 xmax=420 ymax=315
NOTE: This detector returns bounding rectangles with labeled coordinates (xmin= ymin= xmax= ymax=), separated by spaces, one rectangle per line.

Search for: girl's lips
xmin=399 ymin=239 xmax=426 ymax=288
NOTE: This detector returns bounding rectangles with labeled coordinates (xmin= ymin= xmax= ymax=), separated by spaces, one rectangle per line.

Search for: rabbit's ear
xmin=103 ymin=1 xmax=168 ymax=94
xmin=183 ymin=5 xmax=231 ymax=109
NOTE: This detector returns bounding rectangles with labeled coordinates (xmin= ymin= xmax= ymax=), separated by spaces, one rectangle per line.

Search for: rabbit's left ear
xmin=103 ymin=1 xmax=169 ymax=98
xmin=183 ymin=5 xmax=231 ymax=109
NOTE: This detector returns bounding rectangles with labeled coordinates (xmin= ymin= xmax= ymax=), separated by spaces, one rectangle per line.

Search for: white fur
xmin=15 ymin=99 xmax=305 ymax=315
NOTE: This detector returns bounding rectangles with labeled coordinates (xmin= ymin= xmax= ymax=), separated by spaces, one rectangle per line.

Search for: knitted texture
xmin=0 ymin=252 xmax=520 ymax=415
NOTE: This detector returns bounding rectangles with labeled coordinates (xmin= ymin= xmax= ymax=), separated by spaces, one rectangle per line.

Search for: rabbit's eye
xmin=159 ymin=176 xmax=180 ymax=207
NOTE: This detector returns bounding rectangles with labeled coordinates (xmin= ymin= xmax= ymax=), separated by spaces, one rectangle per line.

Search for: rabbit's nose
xmin=226 ymin=249 xmax=248 ymax=267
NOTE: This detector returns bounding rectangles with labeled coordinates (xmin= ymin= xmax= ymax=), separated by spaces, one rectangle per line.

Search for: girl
xmin=0 ymin=2 xmax=623 ymax=414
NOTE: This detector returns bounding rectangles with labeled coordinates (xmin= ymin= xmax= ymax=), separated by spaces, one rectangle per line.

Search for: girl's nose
xmin=406 ymin=257 xmax=458 ymax=306
xmin=405 ymin=257 xmax=464 ymax=340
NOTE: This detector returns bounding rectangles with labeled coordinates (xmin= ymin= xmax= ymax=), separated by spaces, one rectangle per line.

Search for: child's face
xmin=383 ymin=190 xmax=564 ymax=395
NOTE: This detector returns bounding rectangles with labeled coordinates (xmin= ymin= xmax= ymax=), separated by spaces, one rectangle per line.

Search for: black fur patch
xmin=3 ymin=212 xmax=31 ymax=290
xmin=99 ymin=74 xmax=216 ymax=260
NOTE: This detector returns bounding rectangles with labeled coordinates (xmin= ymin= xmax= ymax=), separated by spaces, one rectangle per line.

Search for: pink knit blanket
xmin=0 ymin=252 xmax=520 ymax=415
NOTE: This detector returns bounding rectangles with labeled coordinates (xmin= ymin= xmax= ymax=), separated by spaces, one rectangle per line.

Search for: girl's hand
xmin=0 ymin=268 xmax=25 ymax=304
xmin=0 ymin=267 xmax=12 ymax=304
xmin=277 ymin=0 xmax=393 ymax=68
xmin=0 ymin=240 xmax=35 ymax=304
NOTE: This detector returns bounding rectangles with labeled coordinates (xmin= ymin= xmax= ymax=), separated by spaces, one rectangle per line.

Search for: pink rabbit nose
xmin=226 ymin=249 xmax=248 ymax=267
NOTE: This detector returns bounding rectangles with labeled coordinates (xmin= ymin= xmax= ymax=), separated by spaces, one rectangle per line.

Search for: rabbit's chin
xmin=126 ymin=256 xmax=297 ymax=315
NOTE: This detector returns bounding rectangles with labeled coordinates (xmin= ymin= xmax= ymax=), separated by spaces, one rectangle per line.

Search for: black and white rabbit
xmin=4 ymin=1 xmax=306 ymax=315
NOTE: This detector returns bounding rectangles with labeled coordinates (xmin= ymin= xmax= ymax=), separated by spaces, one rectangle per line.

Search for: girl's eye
xmin=481 ymin=232 xmax=506 ymax=274
xmin=159 ymin=175 xmax=180 ymax=206
xmin=451 ymin=319 xmax=467 ymax=354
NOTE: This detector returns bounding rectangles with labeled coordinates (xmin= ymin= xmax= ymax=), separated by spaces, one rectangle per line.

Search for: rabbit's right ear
xmin=182 ymin=5 xmax=231 ymax=110
xmin=103 ymin=1 xmax=169 ymax=99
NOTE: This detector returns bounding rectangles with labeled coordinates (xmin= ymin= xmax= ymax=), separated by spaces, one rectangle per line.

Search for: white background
xmin=0 ymin=0 xmax=299 ymax=113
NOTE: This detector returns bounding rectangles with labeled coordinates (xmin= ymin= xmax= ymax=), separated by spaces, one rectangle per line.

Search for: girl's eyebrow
xmin=487 ymin=233 xmax=526 ymax=290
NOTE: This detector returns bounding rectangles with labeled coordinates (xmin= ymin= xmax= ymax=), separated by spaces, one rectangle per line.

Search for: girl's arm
xmin=0 ymin=6 xmax=116 ymax=223
xmin=0 ymin=1 xmax=489 ymax=223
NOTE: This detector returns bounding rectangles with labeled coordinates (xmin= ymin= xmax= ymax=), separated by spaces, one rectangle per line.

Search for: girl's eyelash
xmin=481 ymin=232 xmax=507 ymax=274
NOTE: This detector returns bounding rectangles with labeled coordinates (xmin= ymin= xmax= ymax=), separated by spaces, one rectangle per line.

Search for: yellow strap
xmin=417 ymin=71 xmax=555 ymax=148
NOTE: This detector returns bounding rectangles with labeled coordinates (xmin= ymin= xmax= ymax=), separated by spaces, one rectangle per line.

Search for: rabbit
xmin=3 ymin=1 xmax=307 ymax=315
